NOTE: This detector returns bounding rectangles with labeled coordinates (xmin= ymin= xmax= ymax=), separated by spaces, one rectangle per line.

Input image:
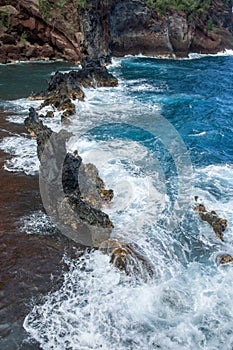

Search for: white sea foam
xmin=68 ymin=136 xmax=167 ymax=237
xmin=20 ymin=210 xmax=57 ymax=236
xmin=2 ymin=56 xmax=233 ymax=349
xmin=188 ymin=49 xmax=233 ymax=60
xmin=0 ymin=135 xmax=39 ymax=175
xmin=109 ymin=57 xmax=122 ymax=69
xmin=115 ymin=49 xmax=233 ymax=62
xmin=23 ymin=247 xmax=233 ymax=350
xmin=189 ymin=131 xmax=207 ymax=137
xmin=127 ymin=49 xmax=233 ymax=61
xmin=3 ymin=98 xmax=41 ymax=116
xmin=193 ymin=163 xmax=233 ymax=246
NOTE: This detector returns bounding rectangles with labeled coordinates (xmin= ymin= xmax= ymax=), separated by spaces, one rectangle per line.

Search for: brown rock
xmin=194 ymin=203 xmax=227 ymax=241
xmin=191 ymin=28 xmax=221 ymax=52
xmin=216 ymin=254 xmax=233 ymax=265
xmin=40 ymin=43 xmax=54 ymax=58
xmin=99 ymin=239 xmax=154 ymax=279
xmin=0 ymin=34 xmax=17 ymax=45
xmin=4 ymin=45 xmax=22 ymax=55
xmin=19 ymin=17 xmax=36 ymax=31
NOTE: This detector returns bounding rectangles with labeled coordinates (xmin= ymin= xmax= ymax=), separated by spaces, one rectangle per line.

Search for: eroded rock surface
xmin=100 ymin=238 xmax=154 ymax=280
xmin=1 ymin=1 xmax=233 ymax=63
xmin=24 ymin=109 xmax=114 ymax=247
xmin=194 ymin=203 xmax=227 ymax=241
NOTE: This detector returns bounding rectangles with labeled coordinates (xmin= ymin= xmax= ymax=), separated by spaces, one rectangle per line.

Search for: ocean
xmin=1 ymin=52 xmax=233 ymax=349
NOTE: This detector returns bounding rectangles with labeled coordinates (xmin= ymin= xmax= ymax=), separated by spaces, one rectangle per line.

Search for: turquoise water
xmin=1 ymin=53 xmax=233 ymax=349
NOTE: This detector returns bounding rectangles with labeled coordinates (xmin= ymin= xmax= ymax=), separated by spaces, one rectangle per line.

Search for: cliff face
xmin=0 ymin=0 xmax=233 ymax=63
xmin=108 ymin=0 xmax=233 ymax=57
xmin=0 ymin=0 xmax=83 ymax=63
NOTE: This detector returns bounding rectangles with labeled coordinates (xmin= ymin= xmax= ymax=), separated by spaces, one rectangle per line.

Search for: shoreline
xmin=1 ymin=48 xmax=233 ymax=67
xmin=1 ymin=53 xmax=233 ymax=350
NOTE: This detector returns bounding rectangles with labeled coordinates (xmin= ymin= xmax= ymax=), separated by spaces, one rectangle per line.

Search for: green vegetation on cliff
xmin=146 ymin=0 xmax=232 ymax=16
xmin=39 ymin=0 xmax=86 ymax=20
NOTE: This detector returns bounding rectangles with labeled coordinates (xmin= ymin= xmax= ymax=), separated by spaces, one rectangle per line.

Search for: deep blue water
xmin=1 ymin=54 xmax=233 ymax=350
xmin=116 ymin=55 xmax=233 ymax=166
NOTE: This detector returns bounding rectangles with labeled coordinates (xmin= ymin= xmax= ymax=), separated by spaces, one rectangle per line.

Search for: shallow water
xmin=1 ymin=53 xmax=233 ymax=349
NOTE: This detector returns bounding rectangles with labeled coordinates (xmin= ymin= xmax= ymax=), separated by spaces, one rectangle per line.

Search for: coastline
xmin=1 ymin=53 xmax=233 ymax=349
xmin=1 ymin=47 xmax=233 ymax=67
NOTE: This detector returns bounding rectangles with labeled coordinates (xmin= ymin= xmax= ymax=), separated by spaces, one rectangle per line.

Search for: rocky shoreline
xmin=21 ymin=57 xmax=233 ymax=279
xmin=0 ymin=0 xmax=233 ymax=63
xmin=23 ymin=60 xmax=155 ymax=279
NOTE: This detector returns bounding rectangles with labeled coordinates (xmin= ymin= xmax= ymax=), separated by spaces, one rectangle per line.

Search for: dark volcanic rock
xmin=77 ymin=57 xmax=118 ymax=87
xmin=29 ymin=58 xmax=118 ymax=112
xmin=24 ymin=108 xmax=52 ymax=160
xmin=24 ymin=108 xmax=114 ymax=247
xmin=80 ymin=0 xmax=233 ymax=59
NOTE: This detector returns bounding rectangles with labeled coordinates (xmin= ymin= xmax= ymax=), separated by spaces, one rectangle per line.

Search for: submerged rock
xmin=216 ymin=254 xmax=233 ymax=265
xmin=194 ymin=203 xmax=227 ymax=241
xmin=100 ymin=238 xmax=154 ymax=279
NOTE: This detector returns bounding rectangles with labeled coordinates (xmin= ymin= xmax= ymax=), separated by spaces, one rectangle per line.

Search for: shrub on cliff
xmin=147 ymin=0 xmax=213 ymax=16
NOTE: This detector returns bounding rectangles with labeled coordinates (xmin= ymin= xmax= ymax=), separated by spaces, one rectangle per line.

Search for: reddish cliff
xmin=0 ymin=0 xmax=233 ymax=63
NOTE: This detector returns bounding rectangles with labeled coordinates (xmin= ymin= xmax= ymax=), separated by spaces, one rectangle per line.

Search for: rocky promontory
xmin=0 ymin=0 xmax=233 ymax=63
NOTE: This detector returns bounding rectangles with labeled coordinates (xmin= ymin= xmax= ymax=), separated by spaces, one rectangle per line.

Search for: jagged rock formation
xmin=24 ymin=109 xmax=114 ymax=247
xmin=194 ymin=203 xmax=227 ymax=241
xmin=24 ymin=109 xmax=153 ymax=277
xmin=194 ymin=200 xmax=233 ymax=266
xmin=100 ymin=238 xmax=154 ymax=279
xmin=29 ymin=58 xmax=118 ymax=121
xmin=0 ymin=0 xmax=233 ymax=63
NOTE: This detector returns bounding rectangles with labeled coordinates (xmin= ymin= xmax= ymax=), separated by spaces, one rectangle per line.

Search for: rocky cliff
xmin=0 ymin=0 xmax=83 ymax=63
xmin=0 ymin=0 xmax=233 ymax=63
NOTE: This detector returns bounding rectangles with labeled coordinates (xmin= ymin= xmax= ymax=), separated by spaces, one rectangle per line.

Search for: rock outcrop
xmin=194 ymin=199 xmax=233 ymax=266
xmin=1 ymin=0 xmax=233 ymax=63
xmin=24 ymin=107 xmax=154 ymax=278
xmin=216 ymin=254 xmax=233 ymax=265
xmin=24 ymin=109 xmax=114 ymax=247
xmin=29 ymin=58 xmax=118 ymax=120
xmin=100 ymin=238 xmax=154 ymax=279
xmin=0 ymin=0 xmax=83 ymax=63
xmin=108 ymin=0 xmax=233 ymax=57
xmin=194 ymin=203 xmax=227 ymax=241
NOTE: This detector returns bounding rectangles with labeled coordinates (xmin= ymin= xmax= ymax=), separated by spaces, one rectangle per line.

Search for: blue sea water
xmin=1 ymin=52 xmax=233 ymax=349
